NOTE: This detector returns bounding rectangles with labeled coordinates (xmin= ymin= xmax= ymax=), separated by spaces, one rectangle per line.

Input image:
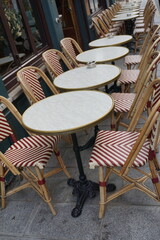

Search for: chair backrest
xmin=97 ymin=13 xmax=110 ymax=30
xmin=129 ymin=51 xmax=160 ymax=118
xmin=92 ymin=17 xmax=106 ymax=38
xmin=42 ymin=49 xmax=73 ymax=78
xmin=17 ymin=66 xmax=59 ymax=104
xmin=128 ymin=78 xmax=160 ymax=132
xmin=140 ymin=25 xmax=160 ymax=55
xmin=0 ymin=96 xmax=22 ymax=175
xmin=60 ymin=37 xmax=83 ymax=68
xmin=121 ymin=98 xmax=160 ymax=176
xmin=138 ymin=34 xmax=160 ymax=72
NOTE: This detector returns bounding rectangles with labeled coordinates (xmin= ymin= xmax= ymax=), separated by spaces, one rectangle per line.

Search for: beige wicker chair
xmin=0 ymin=96 xmax=71 ymax=215
xmin=89 ymin=79 xmax=160 ymax=218
xmin=60 ymin=37 xmax=83 ymax=68
xmin=17 ymin=66 xmax=72 ymax=143
xmin=111 ymin=51 xmax=160 ymax=130
xmin=42 ymin=49 xmax=73 ymax=79
xmin=125 ymin=25 xmax=160 ymax=69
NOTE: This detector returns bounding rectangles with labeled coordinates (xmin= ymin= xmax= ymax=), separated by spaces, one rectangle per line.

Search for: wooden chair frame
xmin=60 ymin=37 xmax=83 ymax=68
xmin=42 ymin=49 xmax=73 ymax=79
xmin=90 ymin=97 xmax=160 ymax=218
xmin=0 ymin=96 xmax=70 ymax=215
xmin=111 ymin=51 xmax=160 ymax=130
xmin=17 ymin=66 xmax=59 ymax=104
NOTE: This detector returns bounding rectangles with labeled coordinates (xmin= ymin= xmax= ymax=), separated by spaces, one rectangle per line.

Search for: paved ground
xmin=0 ymin=1 xmax=160 ymax=240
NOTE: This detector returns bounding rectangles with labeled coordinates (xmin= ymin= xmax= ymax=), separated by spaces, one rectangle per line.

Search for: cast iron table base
xmin=70 ymin=133 xmax=116 ymax=217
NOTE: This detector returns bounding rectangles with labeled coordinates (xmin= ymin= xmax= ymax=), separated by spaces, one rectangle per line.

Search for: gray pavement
xmin=0 ymin=1 xmax=160 ymax=240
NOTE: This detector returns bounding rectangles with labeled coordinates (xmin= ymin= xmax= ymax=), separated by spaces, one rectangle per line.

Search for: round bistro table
xmin=76 ymin=46 xmax=129 ymax=64
xmin=22 ymin=90 xmax=114 ymax=217
xmin=89 ymin=35 xmax=132 ymax=48
xmin=54 ymin=64 xmax=121 ymax=91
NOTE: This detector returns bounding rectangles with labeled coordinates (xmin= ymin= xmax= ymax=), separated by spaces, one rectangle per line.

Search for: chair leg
xmin=35 ymin=167 xmax=57 ymax=215
xmin=0 ymin=164 xmax=6 ymax=208
xmin=149 ymin=157 xmax=160 ymax=199
xmin=111 ymin=111 xmax=116 ymax=130
xmin=54 ymin=147 xmax=71 ymax=178
xmin=99 ymin=166 xmax=106 ymax=219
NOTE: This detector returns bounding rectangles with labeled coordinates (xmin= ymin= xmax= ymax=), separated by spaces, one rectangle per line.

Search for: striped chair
xmin=89 ymin=80 xmax=160 ymax=218
xmin=124 ymin=25 xmax=160 ymax=69
xmin=17 ymin=66 xmax=72 ymax=143
xmin=0 ymin=96 xmax=70 ymax=215
xmin=42 ymin=49 xmax=73 ymax=79
xmin=17 ymin=66 xmax=59 ymax=104
xmin=118 ymin=36 xmax=160 ymax=92
xmin=111 ymin=51 xmax=160 ymax=130
xmin=60 ymin=37 xmax=83 ymax=68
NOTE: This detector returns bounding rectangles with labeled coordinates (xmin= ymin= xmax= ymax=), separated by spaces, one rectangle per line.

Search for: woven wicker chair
xmin=0 ymin=96 xmax=71 ymax=215
xmin=17 ymin=66 xmax=59 ymax=104
xmin=133 ymin=3 xmax=156 ymax=53
xmin=111 ymin=51 xmax=160 ymax=130
xmin=89 ymin=80 xmax=160 ymax=218
xmin=60 ymin=37 xmax=83 ymax=68
xmin=124 ymin=25 xmax=160 ymax=69
xmin=17 ymin=66 xmax=72 ymax=143
xmin=97 ymin=13 xmax=120 ymax=35
xmin=42 ymin=49 xmax=73 ymax=79
xmin=118 ymin=35 xmax=160 ymax=92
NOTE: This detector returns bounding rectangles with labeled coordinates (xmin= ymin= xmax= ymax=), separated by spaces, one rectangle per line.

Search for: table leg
xmin=68 ymin=133 xmax=116 ymax=217
xmin=68 ymin=133 xmax=97 ymax=217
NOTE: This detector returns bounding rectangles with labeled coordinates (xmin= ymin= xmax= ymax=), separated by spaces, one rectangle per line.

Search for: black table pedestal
xmin=69 ymin=133 xmax=116 ymax=217
xmin=68 ymin=177 xmax=98 ymax=217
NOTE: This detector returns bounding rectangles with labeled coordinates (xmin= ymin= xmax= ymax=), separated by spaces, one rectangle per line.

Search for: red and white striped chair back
xmin=150 ymin=82 xmax=160 ymax=150
xmin=60 ymin=38 xmax=83 ymax=67
xmin=42 ymin=50 xmax=64 ymax=78
xmin=0 ymin=111 xmax=13 ymax=142
xmin=61 ymin=38 xmax=77 ymax=62
xmin=18 ymin=68 xmax=45 ymax=102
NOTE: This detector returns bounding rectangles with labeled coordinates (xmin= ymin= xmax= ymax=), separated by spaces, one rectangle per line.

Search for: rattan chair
xmin=124 ymin=25 xmax=160 ymax=69
xmin=89 ymin=80 xmax=160 ymax=218
xmin=97 ymin=13 xmax=120 ymax=35
xmin=0 ymin=96 xmax=71 ymax=215
xmin=17 ymin=66 xmax=59 ymax=104
xmin=111 ymin=51 xmax=160 ymax=130
xmin=60 ymin=37 xmax=83 ymax=68
xmin=42 ymin=49 xmax=73 ymax=79
xmin=133 ymin=3 xmax=156 ymax=52
xmin=118 ymin=35 xmax=160 ymax=92
xmin=17 ymin=66 xmax=73 ymax=143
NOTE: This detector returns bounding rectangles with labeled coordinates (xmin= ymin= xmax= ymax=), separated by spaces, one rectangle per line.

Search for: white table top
xmin=117 ymin=9 xmax=139 ymax=14
xmin=121 ymin=3 xmax=140 ymax=9
xmin=22 ymin=91 xmax=114 ymax=135
xmin=76 ymin=46 xmax=129 ymax=64
xmin=89 ymin=35 xmax=132 ymax=48
xmin=112 ymin=13 xmax=139 ymax=21
xmin=54 ymin=64 xmax=121 ymax=91
xmin=114 ymin=11 xmax=139 ymax=17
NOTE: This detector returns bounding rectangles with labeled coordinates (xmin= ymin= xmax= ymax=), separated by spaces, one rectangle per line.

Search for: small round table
xmin=89 ymin=35 xmax=132 ymax=48
xmin=76 ymin=46 xmax=129 ymax=64
xmin=114 ymin=11 xmax=139 ymax=18
xmin=54 ymin=64 xmax=121 ymax=91
xmin=112 ymin=13 xmax=139 ymax=21
xmin=22 ymin=90 xmax=114 ymax=217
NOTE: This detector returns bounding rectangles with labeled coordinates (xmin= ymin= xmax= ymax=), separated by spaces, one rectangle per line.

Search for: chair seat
xmin=117 ymin=69 xmax=140 ymax=85
xmin=89 ymin=130 xmax=150 ymax=168
xmin=125 ymin=55 xmax=142 ymax=66
xmin=135 ymin=23 xmax=145 ymax=28
xmin=4 ymin=135 xmax=60 ymax=169
xmin=134 ymin=27 xmax=150 ymax=34
xmin=111 ymin=92 xmax=135 ymax=112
